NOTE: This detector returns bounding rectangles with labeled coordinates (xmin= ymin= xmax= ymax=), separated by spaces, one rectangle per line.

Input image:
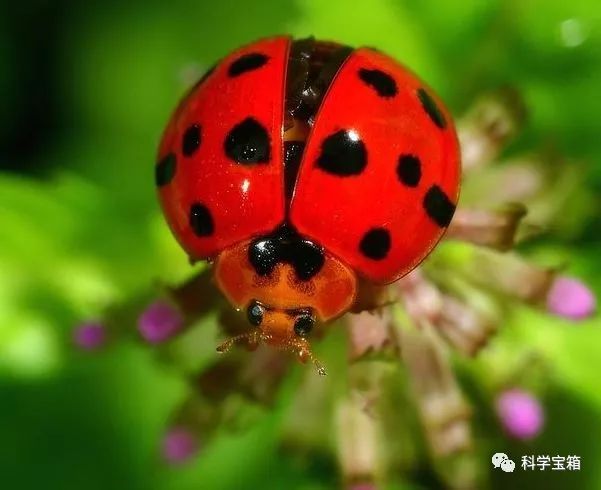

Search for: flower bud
xmin=546 ymin=276 xmax=596 ymax=320
xmin=496 ymin=389 xmax=544 ymax=440
xmin=138 ymin=300 xmax=183 ymax=343
xmin=74 ymin=322 xmax=106 ymax=350
xmin=162 ymin=426 xmax=199 ymax=464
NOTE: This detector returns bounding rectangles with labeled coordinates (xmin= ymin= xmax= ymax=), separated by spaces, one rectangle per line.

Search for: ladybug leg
xmin=350 ymin=278 xmax=394 ymax=313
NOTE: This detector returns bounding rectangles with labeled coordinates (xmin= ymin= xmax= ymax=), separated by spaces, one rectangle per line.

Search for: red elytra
xmin=157 ymin=37 xmax=288 ymax=258
xmin=290 ymin=47 xmax=460 ymax=283
xmin=155 ymin=36 xmax=461 ymax=371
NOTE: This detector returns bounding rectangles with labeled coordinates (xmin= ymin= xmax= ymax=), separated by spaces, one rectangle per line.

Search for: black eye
xmin=294 ymin=314 xmax=314 ymax=338
xmin=246 ymin=300 xmax=264 ymax=326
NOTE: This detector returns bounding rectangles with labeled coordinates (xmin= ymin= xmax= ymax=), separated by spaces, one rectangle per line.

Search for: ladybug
xmin=156 ymin=36 xmax=460 ymax=374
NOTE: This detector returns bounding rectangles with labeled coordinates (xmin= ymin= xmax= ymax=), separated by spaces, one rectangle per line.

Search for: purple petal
xmin=138 ymin=300 xmax=183 ymax=344
xmin=74 ymin=322 xmax=106 ymax=350
xmin=496 ymin=389 xmax=544 ymax=440
xmin=546 ymin=276 xmax=596 ymax=320
xmin=162 ymin=426 xmax=199 ymax=464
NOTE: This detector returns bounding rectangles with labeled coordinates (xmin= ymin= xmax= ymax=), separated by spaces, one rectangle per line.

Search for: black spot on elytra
xmin=182 ymin=124 xmax=201 ymax=157
xmin=248 ymin=225 xmax=324 ymax=281
xmin=423 ymin=185 xmax=455 ymax=227
xmin=396 ymin=154 xmax=421 ymax=187
xmin=155 ymin=153 xmax=176 ymax=187
xmin=224 ymin=118 xmax=270 ymax=164
xmin=228 ymin=53 xmax=269 ymax=77
xmin=189 ymin=203 xmax=214 ymax=236
xmin=417 ymin=88 xmax=446 ymax=129
xmin=316 ymin=130 xmax=367 ymax=176
xmin=358 ymin=68 xmax=397 ymax=98
xmin=359 ymin=228 xmax=391 ymax=260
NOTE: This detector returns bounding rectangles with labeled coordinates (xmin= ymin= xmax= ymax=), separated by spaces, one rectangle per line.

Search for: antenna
xmin=290 ymin=338 xmax=327 ymax=376
xmin=216 ymin=330 xmax=261 ymax=353
xmin=216 ymin=330 xmax=327 ymax=376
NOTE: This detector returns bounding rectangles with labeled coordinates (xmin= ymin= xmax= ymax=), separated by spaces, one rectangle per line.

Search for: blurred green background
xmin=1 ymin=0 xmax=601 ymax=488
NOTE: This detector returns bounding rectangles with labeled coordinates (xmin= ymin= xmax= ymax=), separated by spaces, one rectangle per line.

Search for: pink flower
xmin=496 ymin=389 xmax=544 ymax=440
xmin=138 ymin=300 xmax=183 ymax=343
xmin=547 ymin=276 xmax=596 ymax=320
xmin=162 ymin=426 xmax=199 ymax=464
xmin=73 ymin=322 xmax=106 ymax=350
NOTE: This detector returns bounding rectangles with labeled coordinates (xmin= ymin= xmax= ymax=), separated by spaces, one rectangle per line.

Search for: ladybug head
xmin=213 ymin=228 xmax=357 ymax=375
xmin=215 ymin=300 xmax=326 ymax=375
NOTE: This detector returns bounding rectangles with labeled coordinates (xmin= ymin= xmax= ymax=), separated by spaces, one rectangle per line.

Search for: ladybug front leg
xmin=350 ymin=277 xmax=395 ymax=313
